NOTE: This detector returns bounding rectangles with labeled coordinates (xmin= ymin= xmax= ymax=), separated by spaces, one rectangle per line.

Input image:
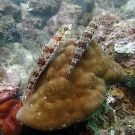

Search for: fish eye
xmin=64 ymin=27 xmax=68 ymax=31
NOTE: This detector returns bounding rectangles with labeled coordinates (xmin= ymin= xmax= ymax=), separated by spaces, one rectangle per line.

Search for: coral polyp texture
xmin=17 ymin=37 xmax=124 ymax=131
xmin=0 ymin=99 xmax=22 ymax=135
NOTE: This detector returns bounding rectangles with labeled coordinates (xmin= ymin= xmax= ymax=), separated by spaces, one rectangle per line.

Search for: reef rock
xmin=28 ymin=0 xmax=62 ymax=15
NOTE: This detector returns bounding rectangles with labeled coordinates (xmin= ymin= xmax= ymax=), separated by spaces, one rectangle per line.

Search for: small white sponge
xmin=114 ymin=38 xmax=135 ymax=54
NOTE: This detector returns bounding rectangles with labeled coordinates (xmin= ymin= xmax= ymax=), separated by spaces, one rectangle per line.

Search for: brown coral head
xmin=17 ymin=38 xmax=124 ymax=131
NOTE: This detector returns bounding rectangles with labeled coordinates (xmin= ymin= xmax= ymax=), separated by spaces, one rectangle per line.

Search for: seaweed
xmin=123 ymin=74 xmax=135 ymax=87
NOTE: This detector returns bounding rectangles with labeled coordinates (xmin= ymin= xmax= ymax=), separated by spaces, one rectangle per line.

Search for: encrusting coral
xmin=0 ymin=99 xmax=22 ymax=135
xmin=17 ymin=38 xmax=124 ymax=131
xmin=0 ymin=81 xmax=18 ymax=103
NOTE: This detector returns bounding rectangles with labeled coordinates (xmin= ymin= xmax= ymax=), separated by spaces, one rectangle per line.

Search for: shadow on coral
xmin=19 ymin=121 xmax=93 ymax=135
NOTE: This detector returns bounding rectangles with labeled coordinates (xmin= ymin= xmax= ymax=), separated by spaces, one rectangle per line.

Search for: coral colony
xmin=0 ymin=99 xmax=22 ymax=135
xmin=67 ymin=17 xmax=99 ymax=78
xmin=23 ymin=24 xmax=72 ymax=100
xmin=17 ymin=14 xmax=124 ymax=132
